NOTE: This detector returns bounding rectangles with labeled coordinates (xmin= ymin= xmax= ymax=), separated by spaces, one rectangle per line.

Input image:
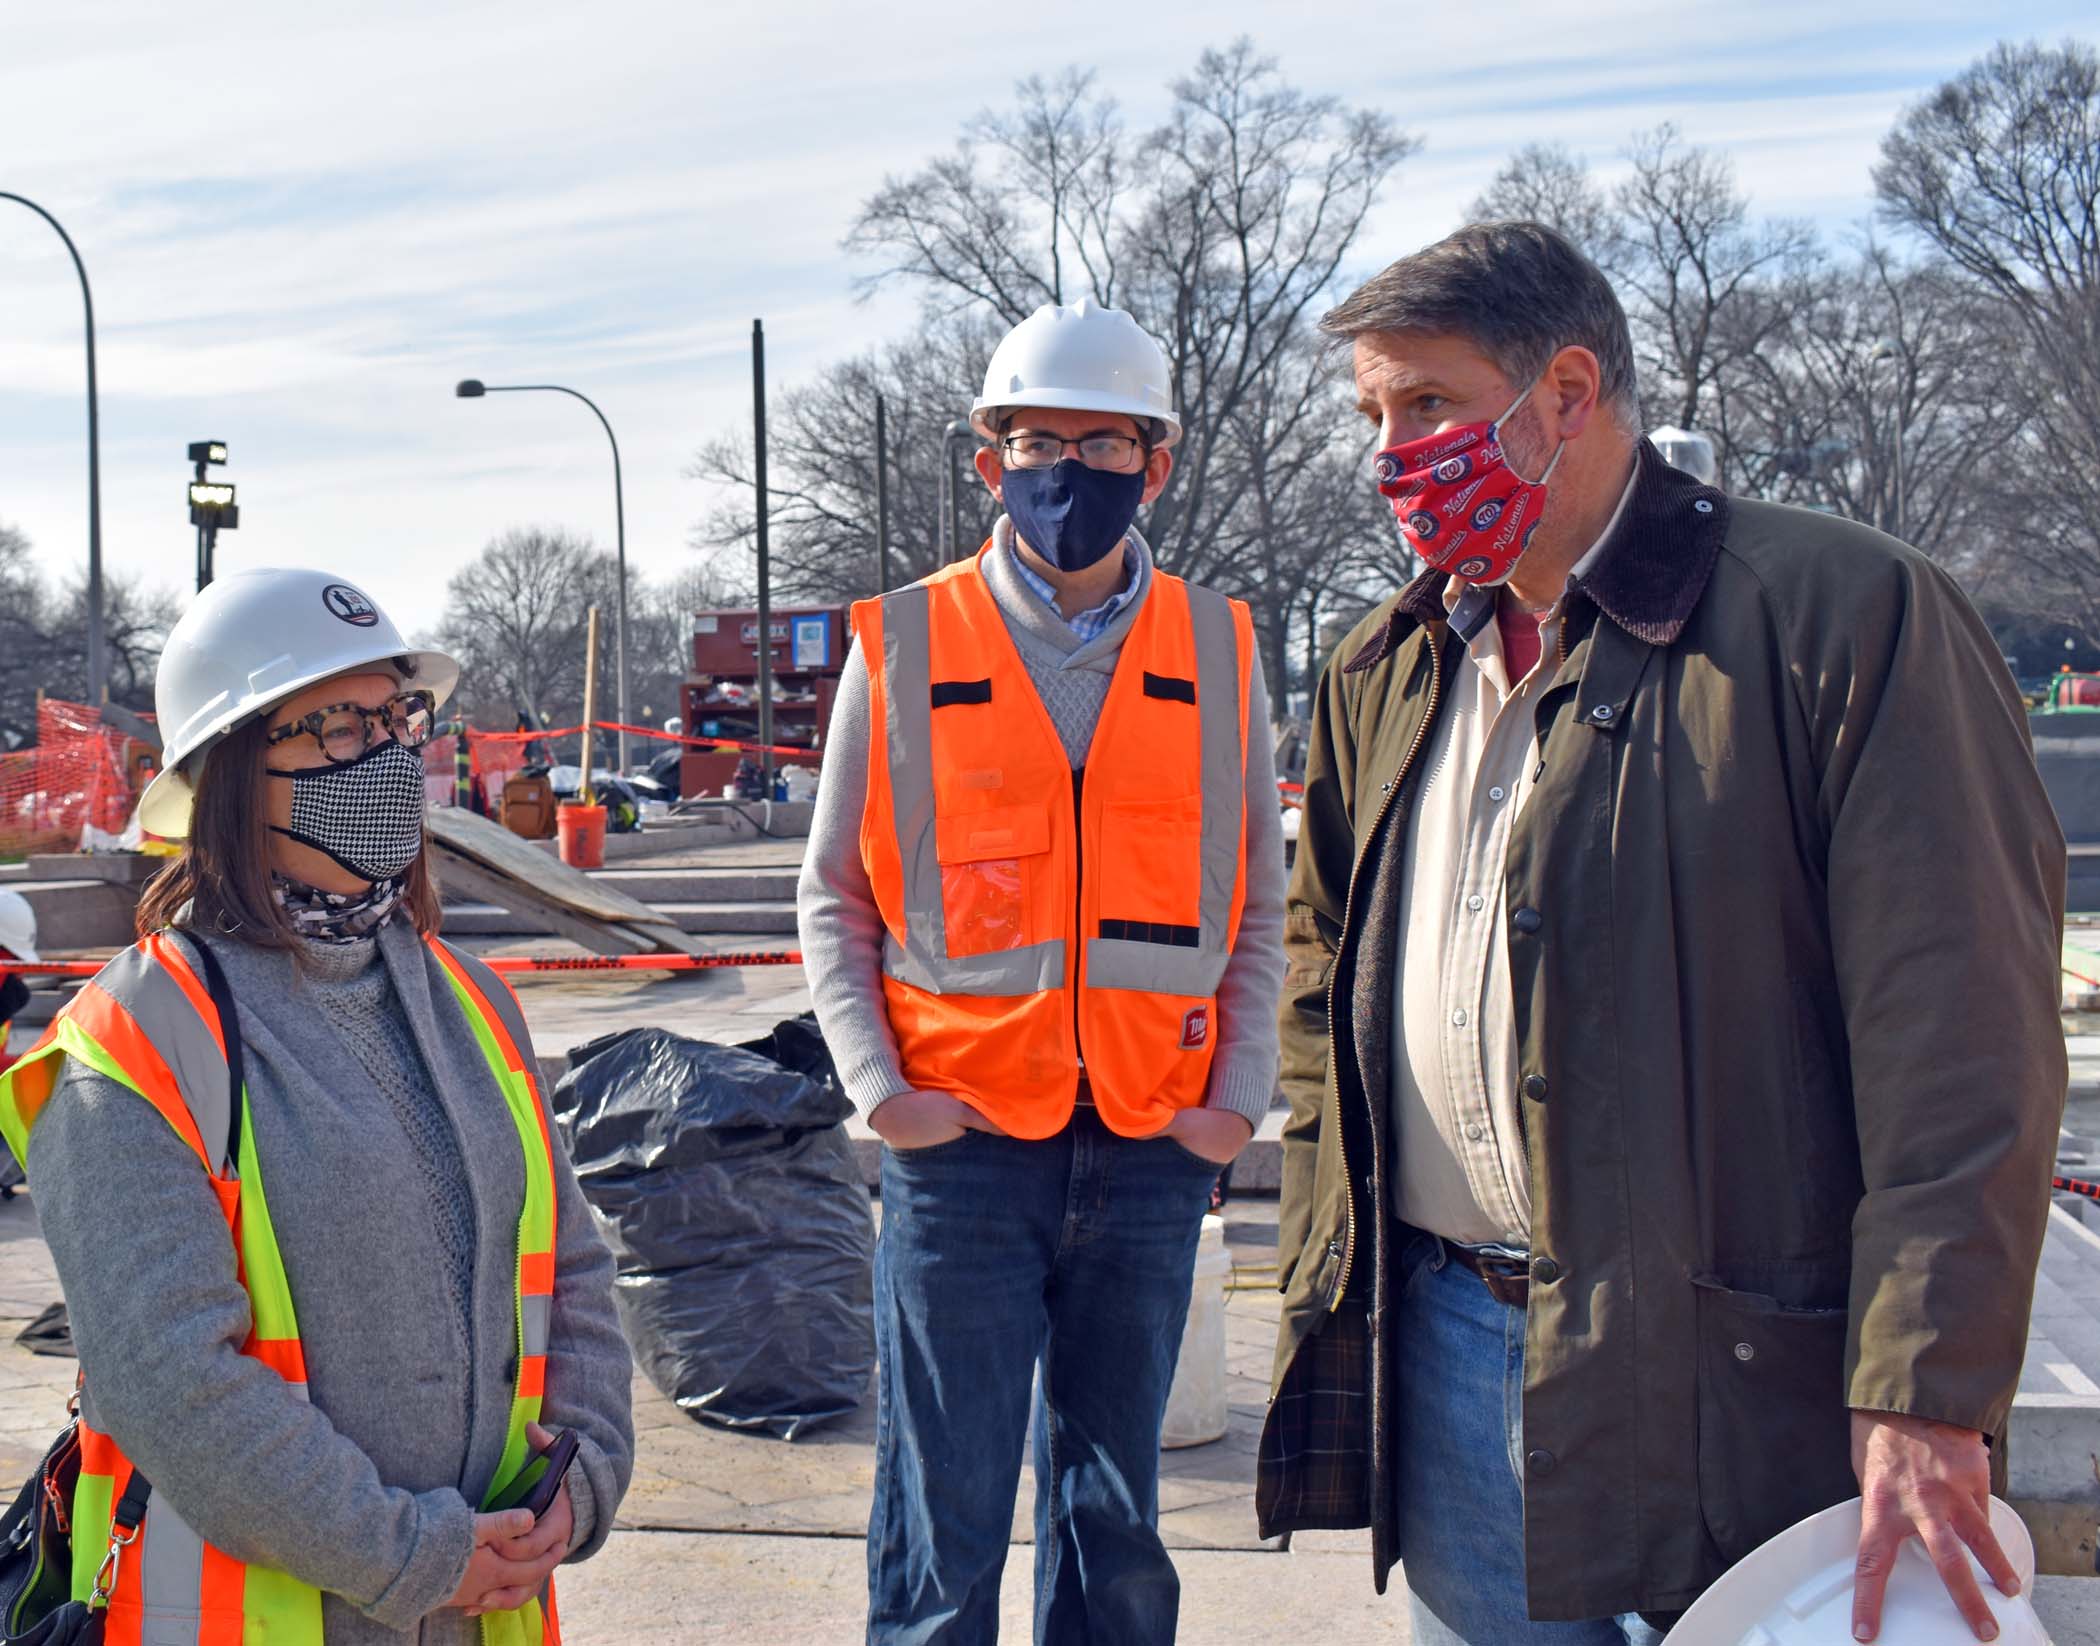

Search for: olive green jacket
xmin=1256 ymin=441 xmax=2067 ymax=1619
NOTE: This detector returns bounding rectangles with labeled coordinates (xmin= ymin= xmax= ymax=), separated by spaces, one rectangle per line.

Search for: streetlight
xmin=1 ymin=192 xmax=103 ymax=706
xmin=187 ymin=441 xmax=236 ymax=590
xmin=942 ymin=419 xmax=975 ymax=559
xmin=1866 ymin=341 xmax=1906 ymax=541
xmin=455 ymin=379 xmax=630 ymax=773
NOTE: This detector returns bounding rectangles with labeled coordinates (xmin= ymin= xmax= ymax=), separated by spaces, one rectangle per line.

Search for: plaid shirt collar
xmin=998 ymin=522 xmax=1142 ymax=644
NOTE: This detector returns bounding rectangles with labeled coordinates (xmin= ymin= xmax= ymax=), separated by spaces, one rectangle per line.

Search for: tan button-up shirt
xmin=1388 ymin=473 xmax=1635 ymax=1246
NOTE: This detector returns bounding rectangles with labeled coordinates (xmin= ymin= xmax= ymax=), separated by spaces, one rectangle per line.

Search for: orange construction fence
xmin=0 ymin=699 xmax=156 ymax=858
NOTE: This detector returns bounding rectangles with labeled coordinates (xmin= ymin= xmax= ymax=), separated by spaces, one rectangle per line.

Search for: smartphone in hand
xmin=488 ymin=1428 xmax=580 ymax=1520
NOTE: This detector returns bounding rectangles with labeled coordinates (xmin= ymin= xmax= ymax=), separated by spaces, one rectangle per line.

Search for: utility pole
xmin=874 ymin=392 xmax=892 ymax=593
xmin=752 ymin=320 xmax=774 ymax=797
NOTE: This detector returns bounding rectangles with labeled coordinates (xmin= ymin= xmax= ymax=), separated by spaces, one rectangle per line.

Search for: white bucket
xmin=1161 ymin=1214 xmax=1230 ymax=1448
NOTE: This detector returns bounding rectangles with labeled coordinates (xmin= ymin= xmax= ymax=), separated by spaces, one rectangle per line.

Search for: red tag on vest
xmin=1180 ymin=1006 xmax=1210 ymax=1050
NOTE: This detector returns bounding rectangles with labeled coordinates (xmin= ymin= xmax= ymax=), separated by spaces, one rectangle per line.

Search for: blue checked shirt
xmin=1004 ymin=539 xmax=1142 ymax=643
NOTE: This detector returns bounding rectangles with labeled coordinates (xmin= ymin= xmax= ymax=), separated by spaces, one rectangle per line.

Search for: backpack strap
xmin=179 ymin=936 xmax=244 ymax=1174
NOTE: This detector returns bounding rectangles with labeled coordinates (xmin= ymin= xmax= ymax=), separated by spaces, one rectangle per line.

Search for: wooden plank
xmin=432 ymin=849 xmax=660 ymax=957
xmin=426 ymin=806 xmax=696 ymax=933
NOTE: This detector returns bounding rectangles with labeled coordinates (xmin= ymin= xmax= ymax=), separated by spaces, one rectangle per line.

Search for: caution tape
xmin=467 ymin=721 xmax=821 ymax=760
xmin=2057 ymin=1175 xmax=2100 ymax=1202
xmin=0 ymin=951 xmax=803 ymax=980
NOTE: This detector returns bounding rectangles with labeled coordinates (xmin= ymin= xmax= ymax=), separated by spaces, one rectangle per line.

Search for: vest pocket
xmin=935 ymin=803 xmax=1051 ymax=957
xmin=1101 ymin=794 xmax=1203 ymax=928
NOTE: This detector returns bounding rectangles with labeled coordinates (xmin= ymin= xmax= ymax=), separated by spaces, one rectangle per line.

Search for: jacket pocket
xmin=1692 ymin=1276 xmax=1857 ymax=1563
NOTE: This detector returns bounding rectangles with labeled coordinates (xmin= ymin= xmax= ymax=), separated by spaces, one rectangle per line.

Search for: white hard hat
xmin=1664 ymin=1496 xmax=2045 ymax=1645
xmin=138 ymin=567 xmax=459 ymax=840
xmin=0 ymin=889 xmax=38 ymax=963
xmin=1650 ymin=424 xmax=1719 ymax=486
xmin=970 ymin=298 xmax=1182 ymax=447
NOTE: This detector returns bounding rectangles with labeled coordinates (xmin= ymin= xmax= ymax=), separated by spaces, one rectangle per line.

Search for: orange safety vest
xmin=854 ymin=544 xmax=1253 ymax=1139
xmin=0 ymin=931 xmax=561 ymax=1646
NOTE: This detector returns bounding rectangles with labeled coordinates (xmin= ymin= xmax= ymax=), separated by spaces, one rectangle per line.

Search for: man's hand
xmin=1164 ymin=1107 xmax=1254 ymax=1166
xmin=1851 ymin=1410 xmax=2020 ymax=1641
xmin=868 ymin=1091 xmax=1003 ymax=1151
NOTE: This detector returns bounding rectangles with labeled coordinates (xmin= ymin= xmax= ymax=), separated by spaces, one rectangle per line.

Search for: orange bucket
xmin=557 ymin=801 xmax=607 ymax=870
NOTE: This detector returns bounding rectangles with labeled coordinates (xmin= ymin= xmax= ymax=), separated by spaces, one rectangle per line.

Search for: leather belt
xmin=1446 ymin=1242 xmax=1530 ymax=1309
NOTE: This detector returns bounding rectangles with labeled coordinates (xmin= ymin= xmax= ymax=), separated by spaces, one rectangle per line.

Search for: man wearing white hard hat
xmin=3 ymin=567 xmax=633 ymax=1643
xmin=800 ymin=299 xmax=1287 ymax=1642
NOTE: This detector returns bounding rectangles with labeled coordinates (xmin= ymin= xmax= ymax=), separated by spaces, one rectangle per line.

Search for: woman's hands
xmin=450 ymin=1423 xmax=578 ymax=1617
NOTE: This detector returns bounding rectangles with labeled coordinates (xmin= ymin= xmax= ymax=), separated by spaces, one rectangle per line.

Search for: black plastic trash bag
xmin=552 ymin=1021 xmax=873 ymax=1441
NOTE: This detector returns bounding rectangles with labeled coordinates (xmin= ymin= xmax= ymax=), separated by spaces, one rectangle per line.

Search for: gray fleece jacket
xmin=799 ymin=522 xmax=1286 ymax=1130
xmin=26 ymin=918 xmax=633 ymax=1643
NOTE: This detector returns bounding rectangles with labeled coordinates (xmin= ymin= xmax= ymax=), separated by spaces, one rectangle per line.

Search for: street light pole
xmin=454 ymin=380 xmax=630 ymax=771
xmin=874 ymin=392 xmax=891 ymax=592
xmin=943 ymin=420 xmax=974 ymax=562
xmin=1 ymin=193 xmax=103 ymax=707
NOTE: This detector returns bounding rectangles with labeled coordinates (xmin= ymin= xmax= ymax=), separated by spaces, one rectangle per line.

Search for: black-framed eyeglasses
xmin=999 ymin=431 xmax=1147 ymax=471
xmin=265 ymin=690 xmax=436 ymax=763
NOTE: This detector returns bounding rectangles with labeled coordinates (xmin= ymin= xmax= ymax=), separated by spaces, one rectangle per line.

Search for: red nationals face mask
xmin=1373 ymin=377 xmax=1565 ymax=586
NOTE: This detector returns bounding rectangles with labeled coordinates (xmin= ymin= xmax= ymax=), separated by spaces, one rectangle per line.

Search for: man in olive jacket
xmin=1259 ymin=222 xmax=2066 ymax=1642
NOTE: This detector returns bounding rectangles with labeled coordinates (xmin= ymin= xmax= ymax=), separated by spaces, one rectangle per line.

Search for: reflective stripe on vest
xmin=0 ymin=931 xmax=560 ymax=1646
xmin=852 ymin=546 xmax=1252 ymax=1137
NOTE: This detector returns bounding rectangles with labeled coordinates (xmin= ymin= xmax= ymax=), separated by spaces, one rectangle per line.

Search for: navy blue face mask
xmin=1001 ymin=459 xmax=1146 ymax=573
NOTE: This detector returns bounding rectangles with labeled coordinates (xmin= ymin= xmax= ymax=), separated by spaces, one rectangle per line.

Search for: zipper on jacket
xmin=1072 ymin=767 xmax=1086 ymax=1079
xmin=1325 ymin=635 xmax=1445 ymax=1312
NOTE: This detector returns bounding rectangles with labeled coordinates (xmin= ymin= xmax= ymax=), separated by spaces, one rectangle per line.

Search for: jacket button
xmin=1590 ymin=704 xmax=1615 ymax=724
xmin=1523 ymin=1074 xmax=1549 ymax=1102
xmin=1512 ymin=907 xmax=1542 ymax=934
xmin=1532 ymin=1257 xmax=1562 ymax=1285
xmin=1734 ymin=1341 xmax=1756 ymax=1362
xmin=1327 ymin=1236 xmax=1343 ymax=1257
xmin=1526 ymin=1448 xmax=1556 ymax=1477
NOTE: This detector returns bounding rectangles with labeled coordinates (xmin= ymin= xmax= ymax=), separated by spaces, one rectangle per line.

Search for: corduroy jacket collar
xmin=1345 ymin=437 xmax=1728 ymax=674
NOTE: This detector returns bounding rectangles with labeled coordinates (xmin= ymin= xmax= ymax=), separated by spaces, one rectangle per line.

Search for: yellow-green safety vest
xmin=0 ymin=929 xmax=562 ymax=1646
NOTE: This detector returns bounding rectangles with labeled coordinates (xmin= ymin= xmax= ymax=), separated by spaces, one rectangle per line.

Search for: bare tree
xmin=1467 ymin=143 xmax=1624 ymax=272
xmin=1726 ymin=244 xmax=2014 ymax=569
xmin=433 ymin=527 xmax=620 ymax=732
xmin=1613 ymin=124 xmax=1817 ymax=474
xmin=1875 ymin=39 xmax=2100 ymax=631
xmin=817 ymin=41 xmax=1418 ymax=697
xmin=690 ymin=310 xmax=1004 ymax=606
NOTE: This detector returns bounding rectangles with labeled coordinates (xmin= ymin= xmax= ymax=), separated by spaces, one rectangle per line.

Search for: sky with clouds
xmin=2 ymin=1 xmax=2093 ymax=642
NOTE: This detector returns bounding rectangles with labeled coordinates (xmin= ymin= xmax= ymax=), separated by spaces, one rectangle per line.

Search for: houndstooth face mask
xmin=267 ymin=736 xmax=427 ymax=883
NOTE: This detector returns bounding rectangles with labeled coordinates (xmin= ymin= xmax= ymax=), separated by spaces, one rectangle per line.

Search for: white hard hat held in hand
xmin=970 ymin=298 xmax=1182 ymax=447
xmin=1664 ymin=1496 xmax=2048 ymax=1644
xmin=138 ymin=568 xmax=460 ymax=840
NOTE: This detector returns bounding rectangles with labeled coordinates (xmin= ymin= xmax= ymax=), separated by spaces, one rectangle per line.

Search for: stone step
xmin=569 ymin=868 xmax=801 ymax=905
xmin=443 ymin=899 xmax=800 ymax=937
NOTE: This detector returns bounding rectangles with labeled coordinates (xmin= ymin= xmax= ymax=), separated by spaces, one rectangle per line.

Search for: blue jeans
xmin=1396 ymin=1233 xmax=1667 ymax=1646
xmin=867 ymin=1109 xmax=1220 ymax=1645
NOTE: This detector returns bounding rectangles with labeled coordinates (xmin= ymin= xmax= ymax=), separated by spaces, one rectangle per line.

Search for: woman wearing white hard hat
xmin=0 ymin=568 xmax=632 ymax=1645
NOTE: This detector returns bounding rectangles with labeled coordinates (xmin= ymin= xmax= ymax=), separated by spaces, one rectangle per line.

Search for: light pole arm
xmin=477 ymin=383 xmax=631 ymax=771
xmin=1 ymin=192 xmax=103 ymax=709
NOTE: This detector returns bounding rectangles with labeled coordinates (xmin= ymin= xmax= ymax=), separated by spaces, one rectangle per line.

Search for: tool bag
xmin=0 ymin=937 xmax=242 ymax=1642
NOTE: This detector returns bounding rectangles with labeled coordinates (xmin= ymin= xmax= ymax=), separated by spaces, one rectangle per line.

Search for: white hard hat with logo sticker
xmin=1663 ymin=1495 xmax=2047 ymax=1645
xmin=970 ymin=298 xmax=1182 ymax=447
xmin=137 ymin=567 xmax=459 ymax=840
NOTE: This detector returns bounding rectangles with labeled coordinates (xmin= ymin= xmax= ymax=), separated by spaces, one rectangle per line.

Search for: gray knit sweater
xmin=26 ymin=918 xmax=634 ymax=1644
xmin=799 ymin=521 xmax=1287 ymax=1129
